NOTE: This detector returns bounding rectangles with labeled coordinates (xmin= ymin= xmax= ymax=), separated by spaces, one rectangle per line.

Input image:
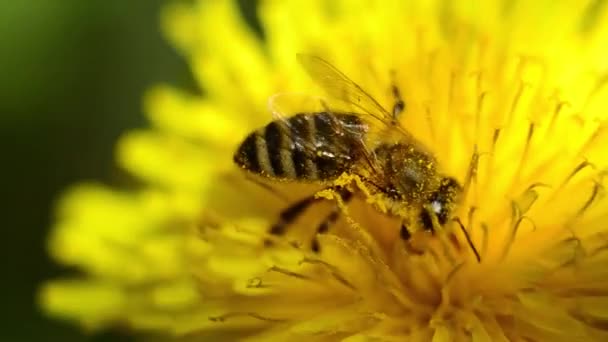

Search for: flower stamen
xmin=453 ymin=217 xmax=481 ymax=263
xmin=501 ymin=214 xmax=536 ymax=261
xmin=573 ymin=180 xmax=604 ymax=220
xmin=299 ymin=257 xmax=357 ymax=291
xmin=208 ymin=312 xmax=287 ymax=323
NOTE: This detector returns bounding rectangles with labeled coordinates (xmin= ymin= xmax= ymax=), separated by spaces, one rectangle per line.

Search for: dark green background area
xmin=0 ymin=1 xmax=203 ymax=341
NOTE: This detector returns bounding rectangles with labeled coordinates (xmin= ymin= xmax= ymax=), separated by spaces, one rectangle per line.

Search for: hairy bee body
xmin=232 ymin=55 xmax=477 ymax=259
xmin=234 ymin=110 xmax=459 ymax=232
xmin=234 ymin=112 xmax=368 ymax=181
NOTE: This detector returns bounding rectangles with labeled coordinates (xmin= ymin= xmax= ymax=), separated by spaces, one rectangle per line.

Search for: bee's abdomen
xmin=234 ymin=112 xmax=367 ymax=181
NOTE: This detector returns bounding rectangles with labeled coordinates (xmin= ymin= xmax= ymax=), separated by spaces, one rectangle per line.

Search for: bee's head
xmin=419 ymin=177 xmax=462 ymax=231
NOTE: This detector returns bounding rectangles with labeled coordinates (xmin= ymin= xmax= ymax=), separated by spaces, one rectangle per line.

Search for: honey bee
xmin=234 ymin=54 xmax=478 ymax=260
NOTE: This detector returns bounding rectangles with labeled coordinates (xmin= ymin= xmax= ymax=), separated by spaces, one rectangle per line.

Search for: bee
xmin=234 ymin=54 xmax=478 ymax=260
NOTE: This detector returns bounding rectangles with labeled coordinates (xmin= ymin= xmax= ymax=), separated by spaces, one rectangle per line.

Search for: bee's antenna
xmin=453 ymin=217 xmax=481 ymax=263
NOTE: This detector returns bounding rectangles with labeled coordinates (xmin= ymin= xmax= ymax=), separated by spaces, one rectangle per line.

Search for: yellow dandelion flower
xmin=41 ymin=0 xmax=608 ymax=340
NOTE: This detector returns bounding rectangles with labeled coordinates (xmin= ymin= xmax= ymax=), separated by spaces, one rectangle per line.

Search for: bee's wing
xmin=268 ymin=91 xmax=327 ymax=121
xmin=268 ymin=92 xmax=369 ymax=152
xmin=296 ymin=54 xmax=393 ymax=126
xmin=296 ymin=54 xmax=421 ymax=142
xmin=267 ymin=92 xmax=327 ymax=153
xmin=267 ymin=92 xmax=381 ymax=177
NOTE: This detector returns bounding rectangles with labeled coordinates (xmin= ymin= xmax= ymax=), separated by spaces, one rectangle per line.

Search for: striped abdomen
xmin=234 ymin=112 xmax=368 ymax=181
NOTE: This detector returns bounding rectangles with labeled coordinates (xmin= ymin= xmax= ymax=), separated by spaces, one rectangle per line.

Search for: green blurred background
xmin=0 ymin=1 xmax=260 ymax=341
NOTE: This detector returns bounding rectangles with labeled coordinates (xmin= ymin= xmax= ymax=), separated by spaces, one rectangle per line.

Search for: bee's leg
xmin=266 ymin=186 xmax=349 ymax=247
xmin=420 ymin=206 xmax=481 ymax=263
xmin=399 ymin=222 xmax=427 ymax=256
xmin=268 ymin=195 xmax=318 ymax=237
xmin=419 ymin=208 xmax=436 ymax=233
xmin=390 ymin=71 xmax=405 ymax=122
xmin=399 ymin=222 xmax=411 ymax=240
xmin=311 ymin=188 xmax=354 ymax=252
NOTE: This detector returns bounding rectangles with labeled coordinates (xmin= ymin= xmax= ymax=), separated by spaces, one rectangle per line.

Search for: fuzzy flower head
xmin=42 ymin=0 xmax=608 ymax=341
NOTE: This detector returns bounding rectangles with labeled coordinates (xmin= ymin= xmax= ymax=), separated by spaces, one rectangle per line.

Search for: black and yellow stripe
xmin=234 ymin=112 xmax=367 ymax=181
xmin=289 ymin=114 xmax=315 ymax=178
